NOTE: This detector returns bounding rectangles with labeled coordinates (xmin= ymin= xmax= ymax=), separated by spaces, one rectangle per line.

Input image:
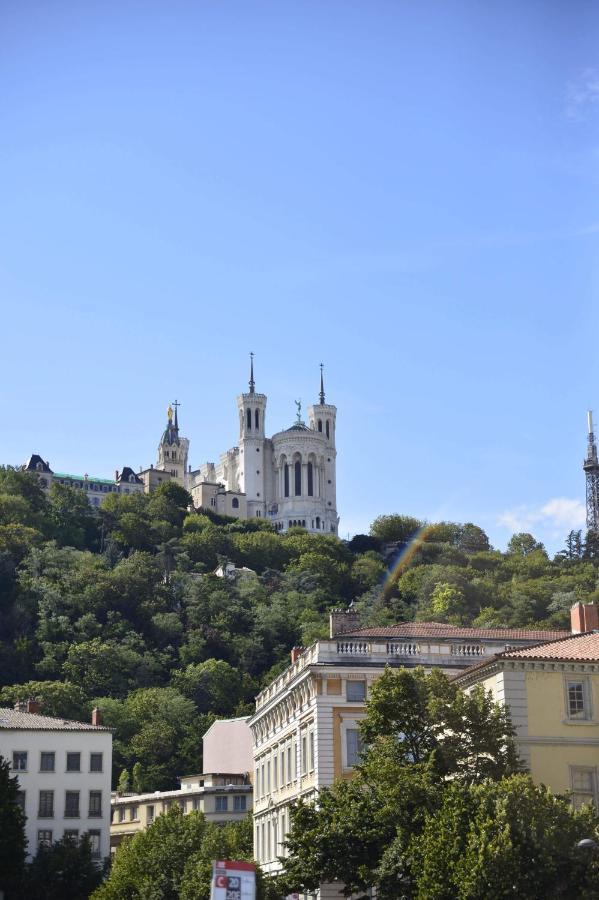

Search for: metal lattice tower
xmin=584 ymin=410 xmax=599 ymax=532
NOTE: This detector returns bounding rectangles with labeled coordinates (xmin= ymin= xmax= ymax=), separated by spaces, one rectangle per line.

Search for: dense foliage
xmin=1 ymin=468 xmax=598 ymax=788
xmin=279 ymin=669 xmax=599 ymax=900
xmin=92 ymin=808 xmax=274 ymax=900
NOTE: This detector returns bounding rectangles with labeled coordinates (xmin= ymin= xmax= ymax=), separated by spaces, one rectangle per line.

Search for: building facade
xmin=249 ymin=610 xmax=567 ymax=894
xmin=0 ymin=702 xmax=112 ymax=861
xmin=23 ymin=361 xmax=338 ymax=532
xmin=454 ymin=602 xmax=599 ymax=809
xmin=110 ymin=715 xmax=254 ymax=851
xmin=110 ymin=773 xmax=253 ymax=850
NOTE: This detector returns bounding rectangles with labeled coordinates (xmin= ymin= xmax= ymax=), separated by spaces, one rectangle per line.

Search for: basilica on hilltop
xmin=24 ymin=359 xmax=339 ymax=536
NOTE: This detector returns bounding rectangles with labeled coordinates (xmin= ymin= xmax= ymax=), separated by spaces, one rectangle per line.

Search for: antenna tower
xmin=584 ymin=410 xmax=599 ymax=532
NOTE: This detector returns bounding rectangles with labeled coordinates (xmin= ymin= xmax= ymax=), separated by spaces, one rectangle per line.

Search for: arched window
xmin=294 ymin=461 xmax=301 ymax=496
xmin=284 ymin=464 xmax=289 ymax=497
xmin=307 ymin=462 xmax=313 ymax=496
xmin=247 ymin=408 xmax=252 ymax=430
xmin=255 ymin=409 xmax=260 ymax=430
xmin=326 ymin=420 xmax=330 ymax=439
xmin=232 ymin=497 xmax=239 ymax=509
xmin=316 ymin=516 xmax=320 ymax=529
xmin=129 ymin=474 xmax=135 ymax=483
xmin=36 ymin=462 xmax=43 ymax=471
xmin=318 ymin=419 xmax=322 ymax=432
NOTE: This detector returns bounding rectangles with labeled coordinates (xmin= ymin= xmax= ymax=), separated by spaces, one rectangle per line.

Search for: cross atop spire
xmin=319 ymin=362 xmax=325 ymax=405
xmin=249 ymin=352 xmax=255 ymax=394
xmin=172 ymin=399 xmax=180 ymax=431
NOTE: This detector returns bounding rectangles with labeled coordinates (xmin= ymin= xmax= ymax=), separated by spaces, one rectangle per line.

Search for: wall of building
xmin=203 ymin=718 xmax=253 ymax=776
xmin=1 ymin=729 xmax=112 ymax=861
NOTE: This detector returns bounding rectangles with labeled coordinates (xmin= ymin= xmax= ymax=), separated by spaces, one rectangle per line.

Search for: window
xmin=316 ymin=516 xmax=320 ymax=529
xmin=215 ymin=796 xmax=228 ymax=812
xmin=147 ymin=804 xmax=155 ymax=823
xmin=309 ymin=731 xmax=315 ymax=771
xmin=294 ymin=460 xmax=301 ymax=495
xmin=267 ymin=759 xmax=271 ymax=792
xmin=232 ymin=497 xmax=239 ymax=509
xmin=66 ymin=752 xmax=81 ymax=772
xmin=119 ymin=807 xmax=126 ymax=822
xmin=131 ymin=805 xmax=138 ymax=820
xmin=346 ymin=729 xmax=363 ymax=768
xmin=246 ymin=408 xmax=252 ymax=429
xmin=307 ymin=462 xmax=313 ymax=496
xmin=318 ymin=419 xmax=322 ymax=432
xmin=190 ymin=798 xmax=199 ymax=811
xmin=65 ymin=791 xmax=80 ymax=818
xmin=571 ymin=768 xmax=597 ymax=809
xmin=284 ymin=464 xmax=289 ymax=497
xmin=347 ymin=680 xmax=367 ymax=702
xmin=16 ymin=790 xmax=25 ymax=812
xmin=255 ymin=409 xmax=260 ymax=430
xmin=234 ymin=795 xmax=247 ymax=812
xmin=273 ymin=756 xmax=278 ymax=790
xmin=280 ymin=749 xmax=285 ymax=786
xmin=88 ymin=829 xmax=101 ymax=859
xmin=90 ymin=753 xmax=103 ymax=772
xmin=12 ymin=751 xmax=27 ymax=771
xmin=287 ymin=745 xmax=292 ymax=781
xmin=64 ymin=829 xmax=79 ymax=841
xmin=326 ymin=420 xmax=330 ymax=439
xmin=566 ymin=678 xmax=590 ymax=720
xmin=39 ymin=790 xmax=54 ymax=818
xmin=89 ymin=791 xmax=102 ymax=817
xmin=301 ymin=736 xmax=307 ymax=775
xmin=40 ymin=752 xmax=55 ymax=772
xmin=38 ymin=829 xmax=52 ymax=848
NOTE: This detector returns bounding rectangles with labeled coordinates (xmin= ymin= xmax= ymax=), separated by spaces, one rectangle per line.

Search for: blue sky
xmin=1 ymin=1 xmax=599 ymax=552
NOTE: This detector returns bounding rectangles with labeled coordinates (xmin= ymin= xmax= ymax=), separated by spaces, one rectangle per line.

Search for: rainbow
xmin=381 ymin=524 xmax=439 ymax=597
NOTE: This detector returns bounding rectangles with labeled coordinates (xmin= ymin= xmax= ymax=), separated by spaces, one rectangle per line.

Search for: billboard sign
xmin=210 ymin=860 xmax=256 ymax=900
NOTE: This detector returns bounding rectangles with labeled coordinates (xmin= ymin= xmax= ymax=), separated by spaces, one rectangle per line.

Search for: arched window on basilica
xmin=294 ymin=461 xmax=301 ymax=496
xmin=247 ymin=409 xmax=252 ymax=430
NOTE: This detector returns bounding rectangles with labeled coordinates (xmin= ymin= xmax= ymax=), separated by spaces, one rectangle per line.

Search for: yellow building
xmin=249 ymin=609 xmax=568 ymax=897
xmin=454 ymin=603 xmax=599 ymax=808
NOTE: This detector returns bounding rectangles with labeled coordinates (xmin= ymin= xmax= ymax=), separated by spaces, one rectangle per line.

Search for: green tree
xmin=0 ymin=680 xmax=89 ymax=720
xmin=117 ymin=768 xmax=131 ymax=793
xmin=171 ymin=659 xmax=244 ymax=715
xmin=370 ymin=514 xmax=422 ymax=544
xmin=507 ymin=532 xmax=546 ymax=557
xmin=0 ymin=754 xmax=27 ymax=898
xmin=411 ymin=776 xmax=599 ymax=900
xmin=132 ymin=761 xmax=143 ymax=793
xmin=25 ymin=834 xmax=103 ymax=900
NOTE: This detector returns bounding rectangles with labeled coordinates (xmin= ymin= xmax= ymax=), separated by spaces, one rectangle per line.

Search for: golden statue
xmin=167 ymin=404 xmax=173 ymax=422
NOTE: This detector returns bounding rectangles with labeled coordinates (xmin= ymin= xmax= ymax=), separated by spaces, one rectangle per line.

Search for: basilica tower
xmin=237 ymin=354 xmax=268 ymax=518
xmin=307 ymin=364 xmax=338 ymax=530
xmin=157 ymin=402 xmax=190 ymax=487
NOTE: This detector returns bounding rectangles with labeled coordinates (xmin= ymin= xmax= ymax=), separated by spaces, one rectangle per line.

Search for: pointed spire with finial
xmin=319 ymin=362 xmax=325 ymax=405
xmin=249 ymin=352 xmax=255 ymax=394
xmin=173 ymin=400 xmax=180 ymax=432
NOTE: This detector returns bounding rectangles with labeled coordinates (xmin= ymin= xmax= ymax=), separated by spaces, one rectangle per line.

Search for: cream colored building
xmin=249 ymin=610 xmax=567 ymax=895
xmin=454 ymin=602 xmax=599 ymax=808
xmin=23 ymin=456 xmax=144 ymax=507
xmin=110 ymin=773 xmax=252 ymax=850
xmin=110 ymin=715 xmax=254 ymax=851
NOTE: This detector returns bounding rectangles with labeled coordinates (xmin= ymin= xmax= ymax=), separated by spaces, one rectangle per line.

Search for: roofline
xmin=452 ymin=632 xmax=599 ymax=685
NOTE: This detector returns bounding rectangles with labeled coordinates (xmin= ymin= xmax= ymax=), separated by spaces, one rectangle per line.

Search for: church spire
xmin=173 ymin=399 xmax=180 ymax=433
xmin=249 ymin=352 xmax=255 ymax=394
xmin=319 ymin=362 xmax=325 ymax=405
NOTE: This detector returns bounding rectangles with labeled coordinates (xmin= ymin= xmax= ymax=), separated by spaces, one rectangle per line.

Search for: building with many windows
xmin=249 ymin=609 xmax=568 ymax=895
xmin=0 ymin=701 xmax=112 ymax=861
xmin=110 ymin=715 xmax=254 ymax=851
xmin=23 ymin=455 xmax=144 ymax=507
xmin=453 ymin=602 xmax=599 ymax=809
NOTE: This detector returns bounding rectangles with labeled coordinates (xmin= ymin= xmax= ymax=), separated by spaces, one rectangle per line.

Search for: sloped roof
xmin=452 ymin=631 xmax=599 ymax=684
xmin=0 ymin=708 xmax=112 ymax=732
xmin=341 ymin=622 xmax=568 ymax=642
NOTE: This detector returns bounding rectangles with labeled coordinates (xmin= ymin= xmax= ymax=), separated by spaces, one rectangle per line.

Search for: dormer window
xmin=36 ymin=462 xmax=43 ymax=471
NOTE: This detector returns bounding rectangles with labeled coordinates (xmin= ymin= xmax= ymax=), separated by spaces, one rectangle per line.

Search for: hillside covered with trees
xmin=0 ymin=466 xmax=597 ymax=789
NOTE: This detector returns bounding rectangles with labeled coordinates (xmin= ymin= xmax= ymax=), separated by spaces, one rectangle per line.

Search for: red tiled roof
xmin=341 ymin=622 xmax=568 ymax=642
xmin=500 ymin=631 xmax=599 ymax=661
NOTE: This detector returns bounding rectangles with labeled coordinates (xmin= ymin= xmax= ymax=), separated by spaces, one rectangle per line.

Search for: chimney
xmin=330 ymin=607 xmax=361 ymax=638
xmin=26 ymin=699 xmax=40 ymax=714
xmin=91 ymin=707 xmax=102 ymax=727
xmin=571 ymin=602 xmax=599 ymax=634
xmin=14 ymin=700 xmax=26 ymax=712
xmin=290 ymin=647 xmax=304 ymax=664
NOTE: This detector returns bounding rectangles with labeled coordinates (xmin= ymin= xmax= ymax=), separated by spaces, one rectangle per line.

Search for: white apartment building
xmin=0 ymin=701 xmax=113 ymax=861
xmin=249 ymin=610 xmax=568 ymax=898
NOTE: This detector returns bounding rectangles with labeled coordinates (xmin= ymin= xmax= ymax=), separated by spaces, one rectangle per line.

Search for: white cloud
xmin=497 ymin=497 xmax=586 ymax=536
xmin=566 ymin=68 xmax=599 ymax=119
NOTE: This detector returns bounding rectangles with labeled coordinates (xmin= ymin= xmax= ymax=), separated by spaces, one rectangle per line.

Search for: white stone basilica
xmin=156 ymin=359 xmax=339 ymax=535
xmin=24 ymin=360 xmax=339 ymax=535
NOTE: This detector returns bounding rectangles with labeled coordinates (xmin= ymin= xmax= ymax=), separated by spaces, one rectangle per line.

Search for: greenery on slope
xmin=1 ymin=467 xmax=598 ymax=789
